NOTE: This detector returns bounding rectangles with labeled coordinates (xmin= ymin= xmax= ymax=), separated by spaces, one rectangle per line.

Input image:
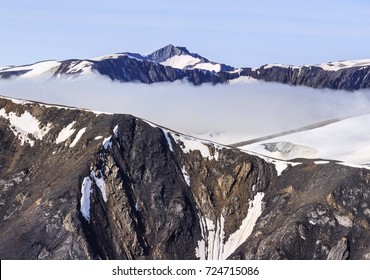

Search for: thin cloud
xmin=1 ymin=76 xmax=370 ymax=144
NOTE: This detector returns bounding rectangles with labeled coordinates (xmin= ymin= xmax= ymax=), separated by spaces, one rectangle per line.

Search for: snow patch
xmin=314 ymin=160 xmax=330 ymax=165
xmin=263 ymin=63 xmax=299 ymax=70
xmin=0 ymin=109 xmax=52 ymax=147
xmin=69 ymin=127 xmax=87 ymax=147
xmin=113 ymin=125 xmax=119 ymax=138
xmin=193 ymin=63 xmax=221 ymax=72
xmin=222 ymin=192 xmax=264 ymax=259
xmin=337 ymin=162 xmax=370 ymax=170
xmin=94 ymin=136 xmax=103 ymax=140
xmin=160 ymin=55 xmax=201 ymax=69
xmin=181 ymin=166 xmax=190 ymax=186
xmin=91 ymin=170 xmax=107 ymax=202
xmin=161 ymin=129 xmax=173 ymax=152
xmin=55 ymin=121 xmax=76 ymax=144
xmin=317 ymin=59 xmax=370 ymax=71
xmin=80 ymin=176 xmax=92 ymax=223
xmin=170 ymin=133 xmax=221 ymax=160
xmin=195 ymin=192 xmax=264 ymax=260
xmin=102 ymin=136 xmax=112 ymax=149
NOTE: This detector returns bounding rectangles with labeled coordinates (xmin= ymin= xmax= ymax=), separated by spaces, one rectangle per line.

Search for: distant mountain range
xmin=1 ymin=44 xmax=370 ymax=90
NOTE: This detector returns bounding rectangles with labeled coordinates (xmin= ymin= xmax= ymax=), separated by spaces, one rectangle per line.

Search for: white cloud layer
xmin=1 ymin=76 xmax=370 ymax=144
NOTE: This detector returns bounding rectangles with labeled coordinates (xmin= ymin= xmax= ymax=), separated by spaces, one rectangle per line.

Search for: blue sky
xmin=1 ymin=0 xmax=370 ymax=67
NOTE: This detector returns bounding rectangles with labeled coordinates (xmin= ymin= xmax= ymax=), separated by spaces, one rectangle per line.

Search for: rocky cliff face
xmin=1 ymin=96 xmax=370 ymax=259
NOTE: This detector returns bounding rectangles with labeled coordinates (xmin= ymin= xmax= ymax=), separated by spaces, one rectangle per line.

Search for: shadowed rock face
xmin=1 ymin=96 xmax=370 ymax=259
xmin=240 ymin=65 xmax=370 ymax=91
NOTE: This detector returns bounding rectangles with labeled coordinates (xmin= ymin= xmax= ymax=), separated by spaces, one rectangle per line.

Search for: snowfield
xmin=241 ymin=114 xmax=370 ymax=167
xmin=0 ymin=109 xmax=52 ymax=146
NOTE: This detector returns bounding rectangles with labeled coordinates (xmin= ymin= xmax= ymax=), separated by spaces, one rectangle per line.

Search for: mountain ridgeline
xmin=1 ymin=44 xmax=370 ymax=90
xmin=1 ymin=96 xmax=370 ymax=260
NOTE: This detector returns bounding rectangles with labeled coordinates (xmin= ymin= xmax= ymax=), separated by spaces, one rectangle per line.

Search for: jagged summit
xmin=147 ymin=44 xmax=195 ymax=62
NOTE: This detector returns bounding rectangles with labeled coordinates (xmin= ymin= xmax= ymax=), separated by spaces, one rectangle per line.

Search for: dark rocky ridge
xmin=239 ymin=65 xmax=370 ymax=91
xmin=1 ymin=45 xmax=369 ymax=90
xmin=1 ymin=96 xmax=370 ymax=259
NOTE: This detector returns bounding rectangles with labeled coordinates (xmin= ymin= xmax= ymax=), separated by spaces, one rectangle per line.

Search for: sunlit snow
xmin=91 ymin=170 xmax=107 ymax=202
xmin=160 ymin=55 xmax=201 ymax=69
xmin=102 ymin=136 xmax=112 ymax=149
xmin=0 ymin=109 xmax=52 ymax=146
xmin=170 ymin=133 xmax=220 ymax=160
xmin=181 ymin=166 xmax=190 ymax=186
xmin=195 ymin=192 xmax=265 ymax=260
xmin=80 ymin=176 xmax=92 ymax=223
xmin=55 ymin=121 xmax=76 ymax=144
xmin=161 ymin=128 xmax=173 ymax=152
xmin=69 ymin=127 xmax=87 ymax=147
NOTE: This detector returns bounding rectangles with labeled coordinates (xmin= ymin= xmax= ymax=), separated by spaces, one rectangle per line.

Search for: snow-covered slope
xmin=316 ymin=59 xmax=370 ymax=71
xmin=240 ymin=114 xmax=370 ymax=167
xmin=0 ymin=60 xmax=61 ymax=80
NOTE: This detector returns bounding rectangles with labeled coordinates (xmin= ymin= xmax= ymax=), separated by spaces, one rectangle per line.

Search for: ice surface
xmin=69 ymin=127 xmax=87 ymax=147
xmin=80 ymin=176 xmax=92 ymax=223
xmin=55 ymin=121 xmax=76 ymax=144
xmin=0 ymin=109 xmax=52 ymax=147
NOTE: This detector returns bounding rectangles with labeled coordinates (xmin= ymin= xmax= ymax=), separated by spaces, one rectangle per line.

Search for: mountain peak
xmin=147 ymin=44 xmax=192 ymax=63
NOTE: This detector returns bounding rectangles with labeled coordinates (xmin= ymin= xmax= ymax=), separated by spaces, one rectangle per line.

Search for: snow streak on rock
xmin=91 ymin=170 xmax=107 ymax=202
xmin=80 ymin=176 xmax=92 ymax=223
xmin=196 ymin=192 xmax=265 ymax=260
xmin=69 ymin=127 xmax=87 ymax=147
xmin=55 ymin=121 xmax=76 ymax=144
xmin=181 ymin=166 xmax=190 ymax=186
xmin=161 ymin=128 xmax=173 ymax=152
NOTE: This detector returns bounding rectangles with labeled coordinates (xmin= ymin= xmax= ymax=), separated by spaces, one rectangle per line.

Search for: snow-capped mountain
xmin=1 ymin=45 xmax=370 ymax=90
xmin=1 ymin=95 xmax=370 ymax=260
xmin=0 ymin=45 xmax=234 ymax=85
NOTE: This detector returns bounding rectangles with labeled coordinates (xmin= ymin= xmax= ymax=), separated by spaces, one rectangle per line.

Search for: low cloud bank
xmin=1 ymin=76 xmax=370 ymax=144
